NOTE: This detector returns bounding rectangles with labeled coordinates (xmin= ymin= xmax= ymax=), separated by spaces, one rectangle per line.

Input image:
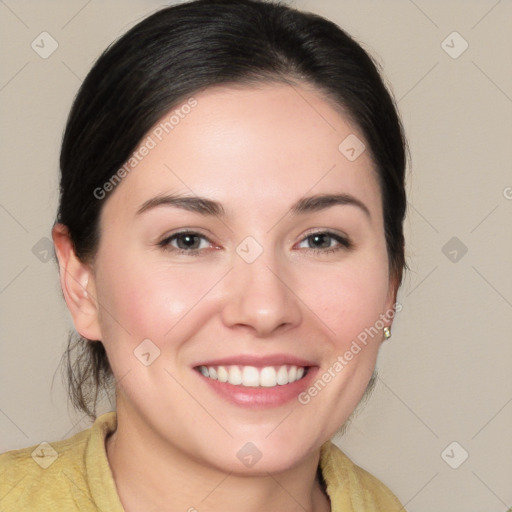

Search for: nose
xmin=220 ymin=250 xmax=302 ymax=337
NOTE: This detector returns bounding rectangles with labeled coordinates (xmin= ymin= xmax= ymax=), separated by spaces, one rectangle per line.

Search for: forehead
xmin=102 ymin=82 xmax=382 ymax=223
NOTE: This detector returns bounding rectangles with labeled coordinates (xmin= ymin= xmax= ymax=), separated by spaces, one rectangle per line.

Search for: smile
xmin=196 ymin=365 xmax=308 ymax=388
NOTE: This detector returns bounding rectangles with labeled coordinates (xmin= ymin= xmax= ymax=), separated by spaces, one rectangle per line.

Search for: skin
xmin=53 ymin=82 xmax=398 ymax=512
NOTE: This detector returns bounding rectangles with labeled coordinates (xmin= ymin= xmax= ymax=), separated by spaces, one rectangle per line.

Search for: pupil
xmin=179 ymin=234 xmax=198 ymax=249
xmin=311 ymin=234 xmax=329 ymax=248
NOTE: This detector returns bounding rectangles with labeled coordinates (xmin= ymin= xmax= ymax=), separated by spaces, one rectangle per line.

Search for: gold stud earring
xmin=383 ymin=326 xmax=391 ymax=340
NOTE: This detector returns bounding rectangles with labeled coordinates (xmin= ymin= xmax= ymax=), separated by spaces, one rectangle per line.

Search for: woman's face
xmin=88 ymin=82 xmax=396 ymax=473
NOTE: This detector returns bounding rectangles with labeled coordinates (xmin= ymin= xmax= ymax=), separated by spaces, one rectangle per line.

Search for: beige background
xmin=1 ymin=1 xmax=511 ymax=510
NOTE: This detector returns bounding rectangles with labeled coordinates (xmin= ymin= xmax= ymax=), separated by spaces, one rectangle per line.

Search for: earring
xmin=383 ymin=326 xmax=391 ymax=340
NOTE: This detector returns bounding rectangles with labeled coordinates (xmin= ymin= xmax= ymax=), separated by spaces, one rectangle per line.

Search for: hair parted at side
xmin=56 ymin=0 xmax=407 ymax=420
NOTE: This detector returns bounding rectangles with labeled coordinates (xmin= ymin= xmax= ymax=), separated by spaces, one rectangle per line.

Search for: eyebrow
xmin=136 ymin=192 xmax=371 ymax=219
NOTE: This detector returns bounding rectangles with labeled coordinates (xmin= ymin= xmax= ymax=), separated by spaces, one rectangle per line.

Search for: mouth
xmin=194 ymin=364 xmax=309 ymax=388
xmin=192 ymin=355 xmax=318 ymax=408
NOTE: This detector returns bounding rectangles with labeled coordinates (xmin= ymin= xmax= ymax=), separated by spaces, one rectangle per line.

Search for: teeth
xmin=197 ymin=364 xmax=307 ymax=388
xmin=242 ymin=366 xmax=260 ymax=387
xmin=208 ymin=366 xmax=217 ymax=379
xmin=217 ymin=366 xmax=228 ymax=382
xmin=276 ymin=365 xmax=289 ymax=385
xmin=228 ymin=366 xmax=242 ymax=385
xmin=260 ymin=366 xmax=277 ymax=387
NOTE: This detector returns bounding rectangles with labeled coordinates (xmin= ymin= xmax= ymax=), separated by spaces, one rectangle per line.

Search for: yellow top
xmin=0 ymin=412 xmax=405 ymax=511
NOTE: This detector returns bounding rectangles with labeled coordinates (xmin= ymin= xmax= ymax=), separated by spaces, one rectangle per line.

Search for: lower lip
xmin=195 ymin=368 xmax=318 ymax=408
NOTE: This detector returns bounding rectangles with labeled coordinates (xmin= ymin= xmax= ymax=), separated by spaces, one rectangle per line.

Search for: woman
xmin=0 ymin=0 xmax=407 ymax=510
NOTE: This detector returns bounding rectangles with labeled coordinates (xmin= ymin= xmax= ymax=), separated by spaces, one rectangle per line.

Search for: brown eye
xmin=159 ymin=231 xmax=213 ymax=255
xmin=297 ymin=231 xmax=351 ymax=254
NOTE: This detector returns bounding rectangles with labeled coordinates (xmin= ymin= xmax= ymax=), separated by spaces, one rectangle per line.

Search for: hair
xmin=56 ymin=0 xmax=407 ymax=420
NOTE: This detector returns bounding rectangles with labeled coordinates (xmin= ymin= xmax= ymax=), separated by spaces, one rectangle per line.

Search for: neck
xmin=105 ymin=405 xmax=331 ymax=512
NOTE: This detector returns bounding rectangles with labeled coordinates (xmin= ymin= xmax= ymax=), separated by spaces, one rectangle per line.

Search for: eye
xmin=297 ymin=231 xmax=352 ymax=255
xmin=158 ymin=231 xmax=215 ymax=256
xmin=157 ymin=229 xmax=351 ymax=256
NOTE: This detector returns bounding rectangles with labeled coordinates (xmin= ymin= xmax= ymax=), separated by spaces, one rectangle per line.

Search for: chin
xmin=195 ymin=431 xmax=322 ymax=476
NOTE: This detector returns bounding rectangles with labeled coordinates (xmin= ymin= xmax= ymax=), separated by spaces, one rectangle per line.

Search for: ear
xmin=52 ymin=223 xmax=102 ymax=341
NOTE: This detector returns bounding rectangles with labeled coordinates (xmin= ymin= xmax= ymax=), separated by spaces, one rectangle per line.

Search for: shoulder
xmin=0 ymin=427 xmax=90 ymax=510
xmin=0 ymin=412 xmax=119 ymax=511
xmin=319 ymin=440 xmax=406 ymax=511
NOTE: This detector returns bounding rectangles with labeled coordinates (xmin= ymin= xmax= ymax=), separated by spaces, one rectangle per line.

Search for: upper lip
xmin=193 ymin=354 xmax=317 ymax=368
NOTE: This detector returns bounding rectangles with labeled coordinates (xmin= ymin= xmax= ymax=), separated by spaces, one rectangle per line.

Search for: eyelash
xmin=158 ymin=230 xmax=352 ymax=256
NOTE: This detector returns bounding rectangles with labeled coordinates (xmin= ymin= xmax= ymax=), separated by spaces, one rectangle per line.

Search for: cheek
xmin=302 ymin=259 xmax=390 ymax=348
xmin=95 ymin=253 xmax=223 ymax=346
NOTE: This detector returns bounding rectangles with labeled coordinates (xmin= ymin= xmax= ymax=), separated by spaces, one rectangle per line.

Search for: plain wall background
xmin=1 ymin=1 xmax=511 ymax=510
